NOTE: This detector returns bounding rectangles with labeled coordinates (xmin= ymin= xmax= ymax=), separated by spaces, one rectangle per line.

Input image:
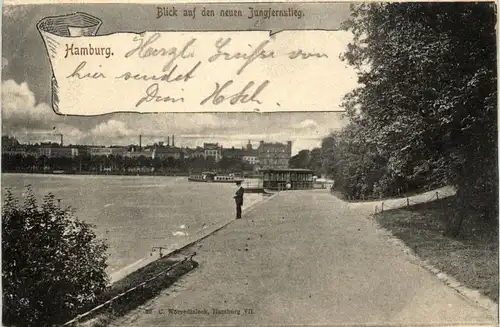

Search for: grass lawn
xmin=375 ymin=196 xmax=498 ymax=303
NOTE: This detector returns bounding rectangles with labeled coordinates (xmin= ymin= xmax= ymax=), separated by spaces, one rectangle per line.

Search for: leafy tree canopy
xmin=322 ymin=3 xmax=497 ymax=232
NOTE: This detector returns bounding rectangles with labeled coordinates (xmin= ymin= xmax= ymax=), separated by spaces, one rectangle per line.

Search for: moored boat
xmin=188 ymin=172 xmax=244 ymax=183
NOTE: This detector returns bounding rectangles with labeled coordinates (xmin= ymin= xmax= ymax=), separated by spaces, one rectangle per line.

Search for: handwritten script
xmin=38 ymin=14 xmax=357 ymax=114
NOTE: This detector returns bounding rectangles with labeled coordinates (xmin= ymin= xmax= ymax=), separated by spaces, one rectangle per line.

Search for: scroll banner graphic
xmin=37 ymin=12 xmax=355 ymax=115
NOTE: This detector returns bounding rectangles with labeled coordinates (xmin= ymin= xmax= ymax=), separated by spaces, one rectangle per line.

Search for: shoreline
xmin=2 ymin=173 xmax=267 ymax=278
xmin=105 ymin=191 xmax=267 ymax=277
xmin=1 ymin=172 xmax=188 ymax=179
xmin=1 ymin=171 xmax=190 ymax=177
xmin=109 ymin=192 xmax=278 ymax=284
xmin=1 ymin=171 xmax=263 ymax=178
xmin=73 ymin=193 xmax=279 ymax=327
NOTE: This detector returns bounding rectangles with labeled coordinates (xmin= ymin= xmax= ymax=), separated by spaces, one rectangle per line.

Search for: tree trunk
xmin=443 ymin=193 xmax=465 ymax=238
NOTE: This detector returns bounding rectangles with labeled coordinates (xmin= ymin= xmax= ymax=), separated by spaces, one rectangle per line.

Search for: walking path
xmin=346 ymin=185 xmax=456 ymax=214
xmin=111 ymin=190 xmax=497 ymax=326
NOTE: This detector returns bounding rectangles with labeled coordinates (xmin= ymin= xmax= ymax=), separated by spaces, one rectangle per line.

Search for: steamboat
xmin=188 ymin=172 xmax=244 ymax=183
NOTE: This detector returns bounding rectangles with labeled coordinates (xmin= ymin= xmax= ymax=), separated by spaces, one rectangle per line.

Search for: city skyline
xmin=3 ymin=132 xmax=321 ymax=155
xmin=4 ymin=134 xmax=310 ymax=154
xmin=2 ymin=134 xmax=298 ymax=172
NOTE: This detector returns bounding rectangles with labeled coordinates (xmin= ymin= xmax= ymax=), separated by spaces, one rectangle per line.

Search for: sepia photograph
xmin=1 ymin=1 xmax=498 ymax=326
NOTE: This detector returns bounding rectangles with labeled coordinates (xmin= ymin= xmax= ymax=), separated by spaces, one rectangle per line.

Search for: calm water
xmin=2 ymin=174 xmax=264 ymax=273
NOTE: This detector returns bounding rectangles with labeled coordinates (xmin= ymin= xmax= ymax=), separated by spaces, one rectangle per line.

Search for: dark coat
xmin=234 ymin=186 xmax=244 ymax=205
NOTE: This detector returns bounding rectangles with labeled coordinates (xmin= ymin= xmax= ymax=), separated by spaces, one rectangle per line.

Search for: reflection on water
xmin=2 ymin=173 xmax=264 ymax=273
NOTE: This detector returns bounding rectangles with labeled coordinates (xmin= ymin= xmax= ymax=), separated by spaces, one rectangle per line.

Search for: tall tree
xmin=308 ymin=148 xmax=323 ymax=175
xmin=289 ymin=150 xmax=311 ymax=169
xmin=338 ymin=2 xmax=497 ymax=234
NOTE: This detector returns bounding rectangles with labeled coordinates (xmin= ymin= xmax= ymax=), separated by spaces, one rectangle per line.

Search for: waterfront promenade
xmin=113 ymin=190 xmax=497 ymax=326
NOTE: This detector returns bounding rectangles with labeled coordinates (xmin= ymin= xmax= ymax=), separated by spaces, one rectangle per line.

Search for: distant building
xmin=123 ymin=150 xmax=153 ymax=158
xmin=2 ymin=149 xmax=26 ymax=156
xmin=2 ymin=147 xmax=37 ymax=157
xmin=185 ymin=147 xmax=205 ymax=159
xmin=183 ymin=147 xmax=198 ymax=159
xmin=73 ymin=145 xmax=91 ymax=156
xmin=257 ymin=141 xmax=292 ymax=169
xmin=204 ymin=143 xmax=222 ymax=162
xmin=242 ymin=140 xmax=258 ymax=165
xmin=222 ymin=147 xmax=245 ymax=160
xmin=242 ymin=151 xmax=258 ymax=165
xmin=38 ymin=146 xmax=79 ymax=158
xmin=89 ymin=147 xmax=127 ymax=157
xmin=153 ymin=146 xmax=183 ymax=160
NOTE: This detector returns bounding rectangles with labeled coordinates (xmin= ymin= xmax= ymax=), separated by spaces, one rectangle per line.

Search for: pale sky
xmin=2 ymin=3 xmax=356 ymax=155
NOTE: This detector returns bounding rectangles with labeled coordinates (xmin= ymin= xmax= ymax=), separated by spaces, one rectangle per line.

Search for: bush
xmin=2 ymin=187 xmax=109 ymax=327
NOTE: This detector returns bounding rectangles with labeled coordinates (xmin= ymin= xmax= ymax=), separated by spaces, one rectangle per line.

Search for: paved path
xmin=112 ymin=190 xmax=497 ymax=326
xmin=346 ymin=186 xmax=457 ymax=213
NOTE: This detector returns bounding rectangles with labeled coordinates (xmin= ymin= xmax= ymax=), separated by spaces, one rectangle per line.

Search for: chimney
xmin=60 ymin=134 xmax=63 ymax=147
xmin=139 ymin=135 xmax=142 ymax=149
xmin=167 ymin=136 xmax=170 ymax=146
xmin=172 ymin=135 xmax=175 ymax=147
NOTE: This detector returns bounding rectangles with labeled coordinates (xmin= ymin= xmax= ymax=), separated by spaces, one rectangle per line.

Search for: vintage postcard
xmin=1 ymin=1 xmax=498 ymax=327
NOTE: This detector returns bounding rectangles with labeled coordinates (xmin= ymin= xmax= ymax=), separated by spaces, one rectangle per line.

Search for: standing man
xmin=234 ymin=181 xmax=244 ymax=219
